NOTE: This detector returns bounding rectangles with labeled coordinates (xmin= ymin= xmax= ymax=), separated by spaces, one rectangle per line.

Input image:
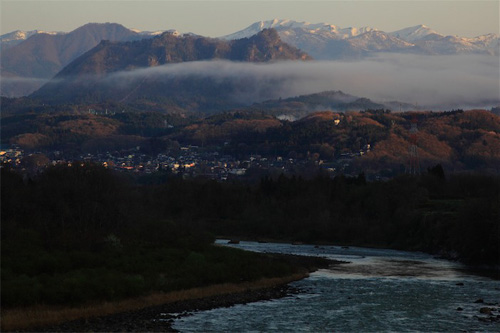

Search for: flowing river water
xmin=172 ymin=240 xmax=500 ymax=332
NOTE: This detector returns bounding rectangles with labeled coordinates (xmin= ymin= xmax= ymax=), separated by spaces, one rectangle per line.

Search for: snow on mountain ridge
xmin=130 ymin=28 xmax=180 ymax=36
xmin=389 ymin=24 xmax=441 ymax=42
xmin=0 ymin=29 xmax=62 ymax=48
xmin=221 ymin=19 xmax=499 ymax=58
xmin=349 ymin=30 xmax=414 ymax=50
xmin=221 ymin=19 xmax=378 ymax=40
xmin=1 ymin=29 xmax=61 ymax=40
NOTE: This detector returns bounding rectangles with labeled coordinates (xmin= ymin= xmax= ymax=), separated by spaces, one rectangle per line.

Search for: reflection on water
xmin=326 ymin=258 xmax=467 ymax=280
xmin=173 ymin=240 xmax=500 ymax=332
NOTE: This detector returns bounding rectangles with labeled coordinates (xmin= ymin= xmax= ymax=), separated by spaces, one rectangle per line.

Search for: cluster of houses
xmin=0 ymin=146 xmax=24 ymax=167
xmin=79 ymin=146 xmax=320 ymax=181
xmin=1 ymin=143 xmax=374 ymax=181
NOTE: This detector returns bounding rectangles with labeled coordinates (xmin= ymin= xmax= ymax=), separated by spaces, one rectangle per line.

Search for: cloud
xmin=0 ymin=76 xmax=53 ymax=97
xmin=90 ymin=54 xmax=500 ymax=109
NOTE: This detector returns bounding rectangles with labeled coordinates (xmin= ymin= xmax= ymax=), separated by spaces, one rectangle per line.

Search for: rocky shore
xmin=32 ymin=284 xmax=298 ymax=332
xmin=24 ymin=254 xmax=335 ymax=332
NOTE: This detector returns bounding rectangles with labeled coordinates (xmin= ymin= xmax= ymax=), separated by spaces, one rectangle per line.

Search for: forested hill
xmin=3 ymin=109 xmax=498 ymax=174
xmin=51 ymin=28 xmax=309 ymax=78
xmin=29 ymin=29 xmax=310 ymax=106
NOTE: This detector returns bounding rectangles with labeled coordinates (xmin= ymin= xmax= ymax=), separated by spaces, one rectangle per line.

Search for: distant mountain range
xmin=0 ymin=23 xmax=176 ymax=97
xmin=222 ymin=19 xmax=499 ymax=59
xmin=0 ymin=23 xmax=170 ymax=50
xmin=1 ymin=19 xmax=498 ymax=108
xmin=1 ymin=23 xmax=154 ymax=78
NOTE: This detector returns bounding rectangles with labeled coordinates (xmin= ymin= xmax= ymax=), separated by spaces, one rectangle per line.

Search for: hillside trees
xmin=2 ymin=164 xmax=308 ymax=308
xmin=2 ymin=164 xmax=132 ymax=250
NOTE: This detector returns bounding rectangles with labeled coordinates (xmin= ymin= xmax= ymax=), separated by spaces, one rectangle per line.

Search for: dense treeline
xmin=2 ymin=164 xmax=498 ymax=306
xmin=3 ymin=163 xmax=498 ymax=260
xmin=149 ymin=168 xmax=498 ymax=265
xmin=1 ymin=164 xmax=299 ymax=307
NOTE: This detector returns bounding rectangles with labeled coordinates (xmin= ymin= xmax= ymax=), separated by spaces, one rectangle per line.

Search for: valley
xmin=1 ymin=11 xmax=499 ymax=332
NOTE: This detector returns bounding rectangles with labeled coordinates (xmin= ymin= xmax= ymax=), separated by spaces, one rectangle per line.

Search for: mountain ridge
xmin=0 ymin=23 xmax=169 ymax=97
xmin=222 ymin=19 xmax=499 ymax=59
xmin=0 ymin=23 xmax=169 ymax=50
xmin=45 ymin=28 xmax=310 ymax=78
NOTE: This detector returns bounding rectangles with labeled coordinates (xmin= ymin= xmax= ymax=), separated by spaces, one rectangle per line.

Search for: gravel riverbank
xmin=32 ymin=284 xmax=299 ymax=332
xmin=19 ymin=255 xmax=335 ymax=332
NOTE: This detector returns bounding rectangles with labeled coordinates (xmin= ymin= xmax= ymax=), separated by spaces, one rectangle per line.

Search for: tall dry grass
xmin=1 ymin=272 xmax=308 ymax=331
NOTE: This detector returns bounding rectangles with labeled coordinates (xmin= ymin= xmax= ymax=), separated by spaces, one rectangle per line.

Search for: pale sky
xmin=1 ymin=0 xmax=499 ymax=38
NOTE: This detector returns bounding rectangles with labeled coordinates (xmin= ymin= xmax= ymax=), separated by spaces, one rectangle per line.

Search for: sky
xmin=1 ymin=0 xmax=499 ymax=38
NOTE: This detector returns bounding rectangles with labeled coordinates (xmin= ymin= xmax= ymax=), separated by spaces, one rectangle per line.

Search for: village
xmin=0 ymin=143 xmax=373 ymax=181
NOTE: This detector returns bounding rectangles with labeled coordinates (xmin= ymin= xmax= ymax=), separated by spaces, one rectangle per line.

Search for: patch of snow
xmin=0 ymin=29 xmax=62 ymax=48
xmin=131 ymin=28 xmax=178 ymax=36
xmin=390 ymin=24 xmax=442 ymax=42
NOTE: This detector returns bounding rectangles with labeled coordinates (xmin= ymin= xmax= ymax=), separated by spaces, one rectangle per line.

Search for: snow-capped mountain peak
xmin=389 ymin=24 xmax=442 ymax=42
xmin=0 ymin=29 xmax=60 ymax=41
xmin=221 ymin=19 xmax=306 ymax=40
xmin=221 ymin=19 xmax=378 ymax=40
xmin=0 ymin=29 xmax=62 ymax=49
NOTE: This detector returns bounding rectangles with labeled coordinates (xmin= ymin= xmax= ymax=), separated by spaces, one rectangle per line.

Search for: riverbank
xmin=3 ymin=254 xmax=334 ymax=332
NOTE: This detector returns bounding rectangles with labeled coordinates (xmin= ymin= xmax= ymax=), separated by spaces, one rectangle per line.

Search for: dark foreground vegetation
xmin=2 ymin=165 xmax=304 ymax=310
xmin=2 ymin=163 xmax=498 ymax=317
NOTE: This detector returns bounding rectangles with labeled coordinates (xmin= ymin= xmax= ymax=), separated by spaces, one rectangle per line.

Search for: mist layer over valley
xmin=31 ymin=53 xmax=500 ymax=112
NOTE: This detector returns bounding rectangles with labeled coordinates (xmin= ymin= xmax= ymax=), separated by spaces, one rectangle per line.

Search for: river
xmin=173 ymin=240 xmax=500 ymax=332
